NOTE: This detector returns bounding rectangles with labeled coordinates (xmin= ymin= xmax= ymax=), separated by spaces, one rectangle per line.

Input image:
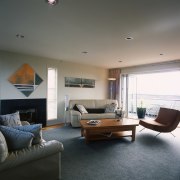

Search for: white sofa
xmin=0 ymin=121 xmax=64 ymax=180
xmin=68 ymin=99 xmax=118 ymax=127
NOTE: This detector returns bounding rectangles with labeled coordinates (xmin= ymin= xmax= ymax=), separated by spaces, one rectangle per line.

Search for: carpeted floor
xmin=42 ymin=126 xmax=180 ymax=180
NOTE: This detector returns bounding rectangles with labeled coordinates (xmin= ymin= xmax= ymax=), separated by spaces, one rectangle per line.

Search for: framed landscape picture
xmin=65 ymin=77 xmax=82 ymax=87
xmin=65 ymin=77 xmax=95 ymax=88
xmin=81 ymin=78 xmax=95 ymax=88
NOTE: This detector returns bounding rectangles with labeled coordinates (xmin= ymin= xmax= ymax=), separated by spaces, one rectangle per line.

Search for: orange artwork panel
xmin=8 ymin=64 xmax=43 ymax=97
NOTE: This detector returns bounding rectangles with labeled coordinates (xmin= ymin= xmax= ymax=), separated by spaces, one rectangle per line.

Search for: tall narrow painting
xmin=8 ymin=64 xmax=43 ymax=97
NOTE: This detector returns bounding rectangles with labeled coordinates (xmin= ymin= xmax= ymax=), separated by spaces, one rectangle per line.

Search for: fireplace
xmin=0 ymin=99 xmax=47 ymax=127
xmin=17 ymin=108 xmax=36 ymax=124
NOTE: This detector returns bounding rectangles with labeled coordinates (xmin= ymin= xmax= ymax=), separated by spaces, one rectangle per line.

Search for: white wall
xmin=0 ymin=50 xmax=108 ymax=123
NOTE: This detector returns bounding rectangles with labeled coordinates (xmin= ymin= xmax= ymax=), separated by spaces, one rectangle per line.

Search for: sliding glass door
xmin=121 ymin=71 xmax=180 ymax=118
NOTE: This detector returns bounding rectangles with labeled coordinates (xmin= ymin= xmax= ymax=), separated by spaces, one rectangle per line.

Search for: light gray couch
xmin=68 ymin=99 xmax=118 ymax=127
xmin=0 ymin=121 xmax=64 ymax=180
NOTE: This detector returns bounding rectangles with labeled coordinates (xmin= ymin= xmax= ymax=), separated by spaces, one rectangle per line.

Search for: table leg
xmin=132 ymin=127 xmax=136 ymax=141
xmin=81 ymin=128 xmax=84 ymax=137
xmin=85 ymin=130 xmax=89 ymax=144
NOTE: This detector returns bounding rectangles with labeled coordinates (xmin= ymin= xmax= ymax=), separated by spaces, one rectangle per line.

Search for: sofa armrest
xmin=0 ymin=140 xmax=64 ymax=180
xmin=0 ymin=140 xmax=64 ymax=172
xmin=69 ymin=110 xmax=81 ymax=116
xmin=68 ymin=110 xmax=82 ymax=127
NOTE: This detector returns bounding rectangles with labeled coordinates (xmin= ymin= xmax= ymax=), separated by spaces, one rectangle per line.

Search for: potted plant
xmin=137 ymin=101 xmax=146 ymax=119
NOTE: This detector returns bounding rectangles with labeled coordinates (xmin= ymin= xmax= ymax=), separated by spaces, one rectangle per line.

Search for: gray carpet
xmin=42 ymin=126 xmax=180 ymax=180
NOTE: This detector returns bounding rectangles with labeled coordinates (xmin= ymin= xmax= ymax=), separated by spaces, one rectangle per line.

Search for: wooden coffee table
xmin=80 ymin=119 xmax=139 ymax=143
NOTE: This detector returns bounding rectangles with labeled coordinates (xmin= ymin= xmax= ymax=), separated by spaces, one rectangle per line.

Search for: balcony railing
xmin=128 ymin=94 xmax=180 ymax=118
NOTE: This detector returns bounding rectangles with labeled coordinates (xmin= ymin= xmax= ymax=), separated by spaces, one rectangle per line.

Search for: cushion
xmin=105 ymin=103 xmax=117 ymax=113
xmin=0 ymin=112 xmax=22 ymax=127
xmin=0 ymin=131 xmax=8 ymax=163
xmin=86 ymin=108 xmax=105 ymax=114
xmin=76 ymin=105 xmax=88 ymax=114
xmin=73 ymin=104 xmax=81 ymax=113
xmin=0 ymin=126 xmax=34 ymax=151
xmin=13 ymin=124 xmax=42 ymax=145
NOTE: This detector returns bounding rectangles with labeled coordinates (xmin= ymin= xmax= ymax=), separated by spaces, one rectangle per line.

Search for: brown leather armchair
xmin=139 ymin=107 xmax=180 ymax=136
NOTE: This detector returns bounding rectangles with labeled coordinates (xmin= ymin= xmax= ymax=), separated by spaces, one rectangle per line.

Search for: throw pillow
xmin=13 ymin=124 xmax=42 ymax=145
xmin=0 ymin=131 xmax=8 ymax=163
xmin=76 ymin=105 xmax=88 ymax=114
xmin=105 ymin=103 xmax=117 ymax=113
xmin=0 ymin=126 xmax=34 ymax=151
xmin=0 ymin=111 xmax=22 ymax=127
xmin=73 ymin=104 xmax=81 ymax=113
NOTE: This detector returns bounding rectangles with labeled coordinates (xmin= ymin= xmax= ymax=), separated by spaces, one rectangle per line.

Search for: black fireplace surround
xmin=0 ymin=99 xmax=47 ymax=127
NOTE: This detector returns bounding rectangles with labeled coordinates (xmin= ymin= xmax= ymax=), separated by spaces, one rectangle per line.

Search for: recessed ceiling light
xmin=16 ymin=34 xmax=24 ymax=38
xmin=82 ymin=51 xmax=88 ymax=54
xmin=125 ymin=37 xmax=133 ymax=40
xmin=46 ymin=0 xmax=58 ymax=5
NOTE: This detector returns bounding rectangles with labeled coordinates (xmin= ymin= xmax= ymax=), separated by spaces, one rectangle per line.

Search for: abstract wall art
xmin=8 ymin=64 xmax=43 ymax=97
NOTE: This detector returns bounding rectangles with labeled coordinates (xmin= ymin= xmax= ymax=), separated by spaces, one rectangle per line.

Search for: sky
xmin=130 ymin=71 xmax=180 ymax=96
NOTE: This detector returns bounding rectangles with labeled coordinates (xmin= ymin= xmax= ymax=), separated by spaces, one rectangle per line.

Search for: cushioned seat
xmin=0 ymin=140 xmax=63 ymax=172
xmin=139 ymin=107 xmax=180 ymax=134
xmin=0 ymin=115 xmax=64 ymax=180
xmin=68 ymin=99 xmax=118 ymax=127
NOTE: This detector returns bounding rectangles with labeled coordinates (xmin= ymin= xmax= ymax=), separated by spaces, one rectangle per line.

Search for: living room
xmin=0 ymin=0 xmax=180 ymax=180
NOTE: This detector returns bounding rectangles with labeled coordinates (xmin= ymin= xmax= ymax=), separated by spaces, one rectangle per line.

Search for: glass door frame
xmin=120 ymin=71 xmax=180 ymax=118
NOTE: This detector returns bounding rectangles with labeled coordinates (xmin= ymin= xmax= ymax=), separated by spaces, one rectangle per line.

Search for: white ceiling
xmin=1 ymin=0 xmax=180 ymax=69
